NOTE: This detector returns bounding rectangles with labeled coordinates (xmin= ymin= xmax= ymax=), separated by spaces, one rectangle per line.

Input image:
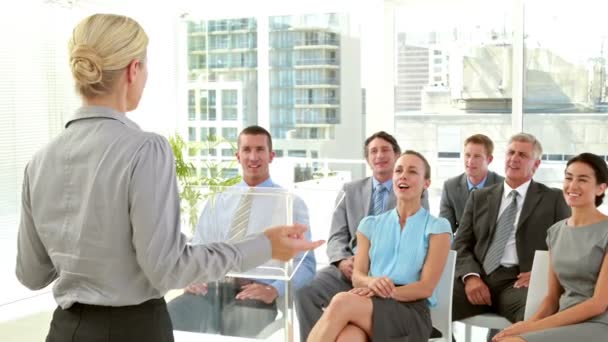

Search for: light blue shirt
xmin=358 ymin=207 xmax=452 ymax=307
xmin=467 ymin=174 xmax=488 ymax=191
xmin=193 ymin=178 xmax=316 ymax=296
xmin=370 ymin=178 xmax=393 ymax=215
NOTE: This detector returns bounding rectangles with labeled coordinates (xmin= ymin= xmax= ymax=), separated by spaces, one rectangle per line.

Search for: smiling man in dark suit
xmin=452 ymin=133 xmax=570 ymax=335
xmin=440 ymin=134 xmax=504 ymax=234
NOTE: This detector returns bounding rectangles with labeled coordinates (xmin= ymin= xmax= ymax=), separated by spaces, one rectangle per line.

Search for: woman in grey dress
xmin=493 ymin=152 xmax=608 ymax=342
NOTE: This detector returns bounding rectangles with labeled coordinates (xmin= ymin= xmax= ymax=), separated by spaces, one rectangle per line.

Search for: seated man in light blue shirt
xmin=167 ymin=125 xmax=316 ymax=338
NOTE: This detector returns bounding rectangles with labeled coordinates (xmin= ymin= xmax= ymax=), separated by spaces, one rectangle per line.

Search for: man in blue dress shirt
xmin=167 ymin=125 xmax=316 ymax=338
xmin=439 ymin=134 xmax=504 ymax=234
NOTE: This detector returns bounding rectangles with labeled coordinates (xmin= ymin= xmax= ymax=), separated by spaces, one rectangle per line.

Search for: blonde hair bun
xmin=68 ymin=14 xmax=148 ymax=98
xmin=70 ymin=45 xmax=103 ymax=85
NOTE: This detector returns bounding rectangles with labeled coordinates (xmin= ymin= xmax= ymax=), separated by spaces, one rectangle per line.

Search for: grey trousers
xmin=452 ymin=266 xmax=528 ymax=323
xmin=294 ymin=265 xmax=353 ymax=341
xmin=167 ymin=282 xmax=277 ymax=338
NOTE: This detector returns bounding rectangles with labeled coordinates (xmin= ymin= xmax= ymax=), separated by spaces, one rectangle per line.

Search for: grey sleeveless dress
xmin=521 ymin=219 xmax=608 ymax=342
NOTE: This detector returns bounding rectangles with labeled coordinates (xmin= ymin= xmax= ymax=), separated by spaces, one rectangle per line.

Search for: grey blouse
xmin=16 ymin=106 xmax=271 ymax=309
xmin=547 ymin=218 xmax=608 ymax=324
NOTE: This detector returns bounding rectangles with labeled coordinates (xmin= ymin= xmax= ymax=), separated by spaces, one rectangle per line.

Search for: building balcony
xmin=294 ymin=97 xmax=339 ymax=107
xmin=293 ymin=39 xmax=339 ymax=49
xmin=295 ymin=114 xmax=339 ymax=125
xmin=208 ymin=63 xmax=257 ymax=69
xmin=294 ymin=78 xmax=339 ymax=88
xmin=294 ymin=58 xmax=339 ymax=68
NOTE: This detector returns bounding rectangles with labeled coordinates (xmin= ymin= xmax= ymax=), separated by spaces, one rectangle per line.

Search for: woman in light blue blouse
xmin=308 ymin=150 xmax=452 ymax=341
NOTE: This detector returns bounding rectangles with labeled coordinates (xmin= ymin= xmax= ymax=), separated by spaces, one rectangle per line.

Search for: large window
xmin=394 ymin=1 xmax=513 ymax=210
xmin=523 ymin=1 xmax=608 ymax=190
xmin=0 ymin=1 xmax=81 ymax=329
xmin=3 ymin=1 xmax=608 ymax=339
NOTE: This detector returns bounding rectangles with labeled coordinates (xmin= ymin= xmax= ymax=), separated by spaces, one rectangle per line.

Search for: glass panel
xmin=168 ymin=186 xmax=325 ymax=341
xmin=394 ymin=1 xmax=513 ymax=212
xmin=523 ymin=1 xmax=608 ymax=212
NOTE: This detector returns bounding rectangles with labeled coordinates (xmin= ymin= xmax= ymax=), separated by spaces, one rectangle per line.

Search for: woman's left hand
xmin=349 ymin=287 xmax=375 ymax=297
xmin=368 ymin=276 xmax=395 ymax=298
xmin=492 ymin=321 xmax=535 ymax=341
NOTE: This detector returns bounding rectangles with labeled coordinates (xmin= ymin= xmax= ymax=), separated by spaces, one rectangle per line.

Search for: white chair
xmin=459 ymin=313 xmax=511 ymax=342
xmin=429 ymin=250 xmax=457 ymax=341
xmin=458 ymin=250 xmax=552 ymax=341
xmin=524 ymin=250 xmax=550 ymax=320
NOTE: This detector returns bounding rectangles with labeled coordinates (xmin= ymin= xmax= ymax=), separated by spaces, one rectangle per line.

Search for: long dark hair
xmin=566 ymin=153 xmax=608 ymax=207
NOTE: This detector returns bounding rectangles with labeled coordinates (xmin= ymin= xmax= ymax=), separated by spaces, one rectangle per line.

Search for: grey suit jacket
xmin=439 ymin=171 xmax=504 ymax=233
xmin=453 ymin=180 xmax=570 ymax=280
xmin=326 ymin=177 xmax=429 ymax=264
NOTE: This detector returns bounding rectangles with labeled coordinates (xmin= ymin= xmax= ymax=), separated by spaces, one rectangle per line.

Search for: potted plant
xmin=169 ymin=133 xmax=241 ymax=234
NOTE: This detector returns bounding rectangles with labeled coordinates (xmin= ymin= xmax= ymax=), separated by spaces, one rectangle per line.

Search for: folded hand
xmin=349 ymin=287 xmax=375 ymax=297
xmin=368 ymin=276 xmax=395 ymax=298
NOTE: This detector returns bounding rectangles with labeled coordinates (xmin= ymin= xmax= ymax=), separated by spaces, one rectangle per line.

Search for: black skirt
xmin=371 ymin=297 xmax=431 ymax=342
xmin=46 ymin=298 xmax=174 ymax=342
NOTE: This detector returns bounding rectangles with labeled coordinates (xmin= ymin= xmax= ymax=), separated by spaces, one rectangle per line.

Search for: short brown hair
xmin=364 ymin=131 xmax=400 ymax=158
xmin=464 ymin=134 xmax=494 ymax=157
xmin=238 ymin=125 xmax=272 ymax=151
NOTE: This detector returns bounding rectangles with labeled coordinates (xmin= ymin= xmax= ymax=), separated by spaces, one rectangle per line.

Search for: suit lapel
xmin=457 ymin=174 xmax=469 ymax=207
xmin=486 ymin=184 xmax=503 ymax=238
xmin=361 ymin=177 xmax=373 ymax=216
xmin=517 ymin=180 xmax=541 ymax=230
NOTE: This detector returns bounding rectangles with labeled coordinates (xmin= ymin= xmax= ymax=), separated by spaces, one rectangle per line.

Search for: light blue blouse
xmin=358 ymin=207 xmax=452 ymax=306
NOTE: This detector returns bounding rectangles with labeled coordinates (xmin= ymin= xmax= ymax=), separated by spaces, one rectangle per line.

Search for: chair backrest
xmin=524 ymin=250 xmax=550 ymax=320
xmin=430 ymin=250 xmax=457 ymax=341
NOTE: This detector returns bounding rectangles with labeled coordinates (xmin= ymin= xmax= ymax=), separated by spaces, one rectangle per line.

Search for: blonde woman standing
xmin=15 ymin=14 xmax=322 ymax=342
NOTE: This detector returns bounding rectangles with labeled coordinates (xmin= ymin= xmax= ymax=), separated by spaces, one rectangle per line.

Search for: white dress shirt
xmin=462 ymin=179 xmax=532 ymax=281
xmin=498 ymin=179 xmax=531 ymax=267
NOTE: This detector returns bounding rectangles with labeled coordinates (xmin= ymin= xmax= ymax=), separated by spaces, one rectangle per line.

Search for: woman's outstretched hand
xmin=264 ymin=223 xmax=324 ymax=261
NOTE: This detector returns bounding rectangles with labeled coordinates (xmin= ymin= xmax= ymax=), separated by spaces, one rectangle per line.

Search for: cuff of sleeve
xmin=233 ymin=233 xmax=271 ymax=272
xmin=328 ymin=254 xmax=351 ymax=266
xmin=462 ymin=272 xmax=480 ymax=283
xmin=269 ymin=280 xmax=285 ymax=297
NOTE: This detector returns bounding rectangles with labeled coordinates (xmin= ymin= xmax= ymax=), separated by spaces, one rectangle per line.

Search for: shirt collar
xmin=502 ymin=179 xmax=532 ymax=201
xmin=372 ymin=177 xmax=393 ymax=193
xmin=238 ymin=177 xmax=275 ymax=188
xmin=467 ymin=174 xmax=488 ymax=190
xmin=390 ymin=206 xmax=428 ymax=221
xmin=66 ymin=106 xmax=141 ymax=130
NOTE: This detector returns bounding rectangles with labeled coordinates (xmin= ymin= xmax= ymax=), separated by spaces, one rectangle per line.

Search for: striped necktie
xmin=371 ymin=184 xmax=387 ymax=216
xmin=483 ymin=190 xmax=519 ymax=275
xmin=229 ymin=189 xmax=254 ymax=241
